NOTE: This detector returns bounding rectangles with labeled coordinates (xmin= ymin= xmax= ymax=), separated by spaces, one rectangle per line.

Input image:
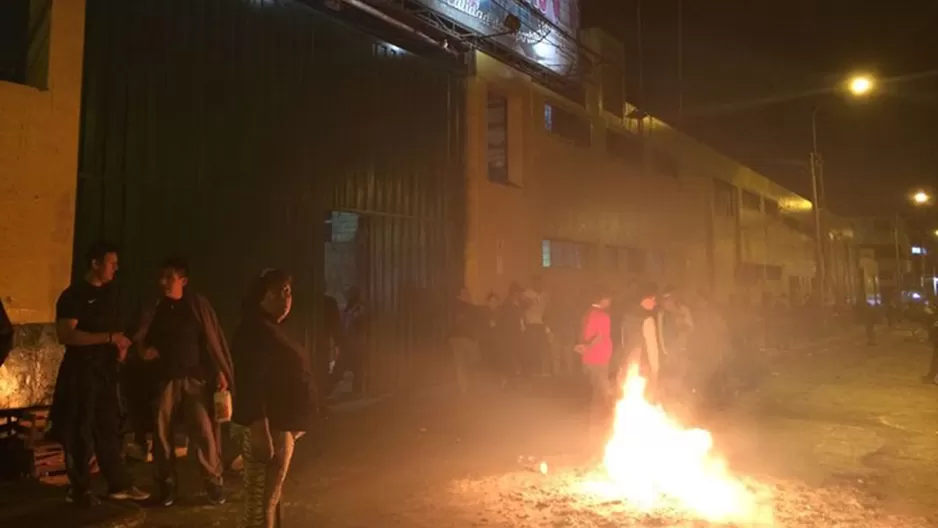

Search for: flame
xmin=593 ymin=365 xmax=770 ymax=524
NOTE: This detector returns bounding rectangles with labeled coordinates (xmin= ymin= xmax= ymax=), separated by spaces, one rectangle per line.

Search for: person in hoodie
xmin=232 ymin=269 xmax=315 ymax=528
xmin=575 ymin=287 xmax=614 ymax=449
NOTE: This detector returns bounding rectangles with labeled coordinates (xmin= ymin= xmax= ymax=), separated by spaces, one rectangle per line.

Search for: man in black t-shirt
xmin=129 ymin=258 xmax=232 ymax=507
xmin=51 ymin=242 xmax=150 ymax=508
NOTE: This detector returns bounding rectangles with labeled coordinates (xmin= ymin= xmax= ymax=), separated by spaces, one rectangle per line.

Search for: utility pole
xmin=810 ymin=107 xmax=826 ymax=304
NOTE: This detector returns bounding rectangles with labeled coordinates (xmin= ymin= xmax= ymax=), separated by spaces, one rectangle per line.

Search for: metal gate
xmin=76 ymin=0 xmax=466 ymax=392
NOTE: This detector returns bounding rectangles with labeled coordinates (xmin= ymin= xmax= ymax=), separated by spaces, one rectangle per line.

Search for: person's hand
xmin=111 ymin=333 xmax=132 ymax=362
xmin=216 ymin=372 xmax=229 ymax=391
xmin=574 ymin=344 xmax=586 ymax=355
xmin=111 ymin=332 xmax=132 ymax=351
xmin=249 ymin=420 xmax=274 ymax=462
xmin=141 ymin=346 xmax=160 ymax=361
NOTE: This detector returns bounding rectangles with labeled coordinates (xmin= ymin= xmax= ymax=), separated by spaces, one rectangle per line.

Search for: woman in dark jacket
xmin=231 ymin=269 xmax=315 ymax=528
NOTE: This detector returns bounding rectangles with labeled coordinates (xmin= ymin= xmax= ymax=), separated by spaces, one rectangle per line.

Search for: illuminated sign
xmin=912 ymin=246 xmax=926 ymax=255
xmin=414 ymin=0 xmax=580 ymax=74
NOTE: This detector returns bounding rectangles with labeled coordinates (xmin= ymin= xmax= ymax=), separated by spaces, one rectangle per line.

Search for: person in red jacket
xmin=575 ymin=287 xmax=614 ymax=451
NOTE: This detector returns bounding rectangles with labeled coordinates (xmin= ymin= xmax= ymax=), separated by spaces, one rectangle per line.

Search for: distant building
xmin=849 ymin=216 xmax=913 ymax=303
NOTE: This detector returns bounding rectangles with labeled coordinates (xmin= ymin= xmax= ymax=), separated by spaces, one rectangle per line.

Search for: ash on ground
xmin=451 ymin=465 xmax=933 ymax=527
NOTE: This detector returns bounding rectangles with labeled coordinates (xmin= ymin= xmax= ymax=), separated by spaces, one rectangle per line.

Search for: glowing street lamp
xmin=913 ymin=191 xmax=932 ymax=206
xmin=848 ymin=74 xmax=875 ymax=97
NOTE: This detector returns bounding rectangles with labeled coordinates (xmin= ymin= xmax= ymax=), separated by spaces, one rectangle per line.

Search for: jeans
xmin=584 ymin=362 xmax=614 ymax=448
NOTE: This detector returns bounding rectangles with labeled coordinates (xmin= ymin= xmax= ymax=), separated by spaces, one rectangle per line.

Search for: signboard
xmin=414 ymin=0 xmax=580 ymax=75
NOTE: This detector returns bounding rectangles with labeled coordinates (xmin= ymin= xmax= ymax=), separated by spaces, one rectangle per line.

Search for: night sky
xmin=582 ymin=0 xmax=938 ymax=230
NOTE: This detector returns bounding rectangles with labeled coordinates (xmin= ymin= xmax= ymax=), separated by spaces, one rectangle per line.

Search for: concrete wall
xmin=0 ymin=1 xmax=86 ymax=408
xmin=465 ymin=51 xmax=701 ymax=306
xmin=464 ymin=30 xmax=819 ymax=309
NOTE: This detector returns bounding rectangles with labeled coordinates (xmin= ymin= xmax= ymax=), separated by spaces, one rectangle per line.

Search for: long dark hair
xmin=241 ymin=268 xmax=292 ymax=316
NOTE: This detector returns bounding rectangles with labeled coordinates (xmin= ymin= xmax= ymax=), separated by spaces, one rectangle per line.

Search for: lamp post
xmin=811 ymin=74 xmax=874 ymax=304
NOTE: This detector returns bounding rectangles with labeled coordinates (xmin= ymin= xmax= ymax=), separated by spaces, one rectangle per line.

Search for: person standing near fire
xmin=129 ymin=258 xmax=232 ymax=507
xmin=575 ymin=287 xmax=614 ymax=450
xmin=232 ymin=269 xmax=316 ymax=528
xmin=621 ymin=284 xmax=661 ymax=400
xmin=329 ymin=286 xmax=367 ymax=397
xmin=50 ymin=242 xmax=150 ymax=507
xmin=522 ymin=275 xmax=551 ymax=376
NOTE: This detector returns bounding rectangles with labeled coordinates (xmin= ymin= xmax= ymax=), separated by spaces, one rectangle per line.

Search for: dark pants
xmin=584 ymin=362 xmax=613 ymax=449
xmin=153 ymin=377 xmax=222 ymax=489
xmin=330 ymin=343 xmax=364 ymax=395
xmin=524 ymin=323 xmax=550 ymax=375
xmin=61 ymin=367 xmax=133 ymax=494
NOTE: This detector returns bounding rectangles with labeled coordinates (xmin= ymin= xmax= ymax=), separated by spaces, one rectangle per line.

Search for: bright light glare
xmin=848 ymin=75 xmax=874 ymax=96
xmin=913 ymin=191 xmax=931 ymax=205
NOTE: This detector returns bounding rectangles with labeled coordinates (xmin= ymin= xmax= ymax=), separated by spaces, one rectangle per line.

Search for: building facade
xmin=850 ymin=215 xmax=913 ymax=303
xmin=0 ymin=0 xmax=86 ymax=409
xmin=462 ymin=23 xmax=821 ymax=310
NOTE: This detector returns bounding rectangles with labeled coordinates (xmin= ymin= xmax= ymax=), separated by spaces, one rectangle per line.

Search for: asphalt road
xmin=5 ymin=326 xmax=937 ymax=527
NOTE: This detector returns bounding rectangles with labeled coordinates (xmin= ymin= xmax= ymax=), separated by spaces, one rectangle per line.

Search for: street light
xmin=847 ymin=74 xmax=875 ymax=97
xmin=913 ymin=191 xmax=932 ymax=206
xmin=811 ymin=73 xmax=883 ymax=303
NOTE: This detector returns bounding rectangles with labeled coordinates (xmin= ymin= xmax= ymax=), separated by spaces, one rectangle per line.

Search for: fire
xmin=591 ymin=365 xmax=771 ymax=524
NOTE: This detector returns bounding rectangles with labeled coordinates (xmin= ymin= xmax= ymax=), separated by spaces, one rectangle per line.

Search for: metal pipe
xmin=340 ymin=0 xmax=450 ymax=51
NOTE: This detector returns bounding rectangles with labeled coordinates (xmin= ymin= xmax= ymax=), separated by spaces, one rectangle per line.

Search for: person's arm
xmin=643 ymin=317 xmax=660 ymax=375
xmin=197 ymin=296 xmax=233 ymax=391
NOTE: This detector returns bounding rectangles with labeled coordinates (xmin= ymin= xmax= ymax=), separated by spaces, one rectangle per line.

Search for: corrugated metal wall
xmin=75 ymin=0 xmax=466 ymax=392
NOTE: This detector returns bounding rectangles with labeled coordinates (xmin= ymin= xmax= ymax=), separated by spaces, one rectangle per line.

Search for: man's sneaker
xmin=66 ymin=488 xmax=101 ymax=508
xmin=108 ymin=486 xmax=151 ymax=501
xmin=206 ymin=483 xmax=226 ymax=505
xmin=157 ymin=485 xmax=178 ymax=507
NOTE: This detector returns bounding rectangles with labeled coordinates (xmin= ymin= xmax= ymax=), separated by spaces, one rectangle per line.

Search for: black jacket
xmin=231 ymin=310 xmax=315 ymax=432
xmin=129 ymin=292 xmax=234 ymax=391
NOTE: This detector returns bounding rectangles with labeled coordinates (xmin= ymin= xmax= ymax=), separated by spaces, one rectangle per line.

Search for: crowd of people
xmin=443 ymin=276 xmax=922 ymax=449
xmin=20 ymin=237 xmax=938 ymax=528
xmin=48 ymin=242 xmax=317 ymax=528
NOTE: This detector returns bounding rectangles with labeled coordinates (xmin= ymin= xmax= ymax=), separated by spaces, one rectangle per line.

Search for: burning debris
xmin=451 ymin=368 xmax=932 ymax=527
xmin=595 ymin=367 xmax=772 ymax=524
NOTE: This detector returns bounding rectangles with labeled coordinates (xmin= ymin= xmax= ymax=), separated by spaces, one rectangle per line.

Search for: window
xmin=765 ymin=265 xmax=783 ymax=281
xmin=487 ymin=93 xmax=510 ymax=184
xmin=544 ymin=103 xmax=591 ymax=147
xmin=0 ymin=0 xmax=51 ymax=89
xmin=713 ymin=179 xmax=738 ymax=217
xmin=606 ymin=130 xmax=644 ymax=165
xmin=542 ymin=239 xmax=590 ymax=269
xmin=764 ymin=199 xmax=779 ymax=217
xmin=650 ymin=150 xmax=680 ymax=178
xmin=602 ymin=62 xmax=624 ymax=118
xmin=741 ymin=189 xmax=762 ymax=211
xmin=627 ymin=247 xmax=647 ymax=274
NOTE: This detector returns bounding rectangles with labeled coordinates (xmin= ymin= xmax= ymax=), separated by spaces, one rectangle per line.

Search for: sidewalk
xmin=0 ymin=480 xmax=145 ymax=528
